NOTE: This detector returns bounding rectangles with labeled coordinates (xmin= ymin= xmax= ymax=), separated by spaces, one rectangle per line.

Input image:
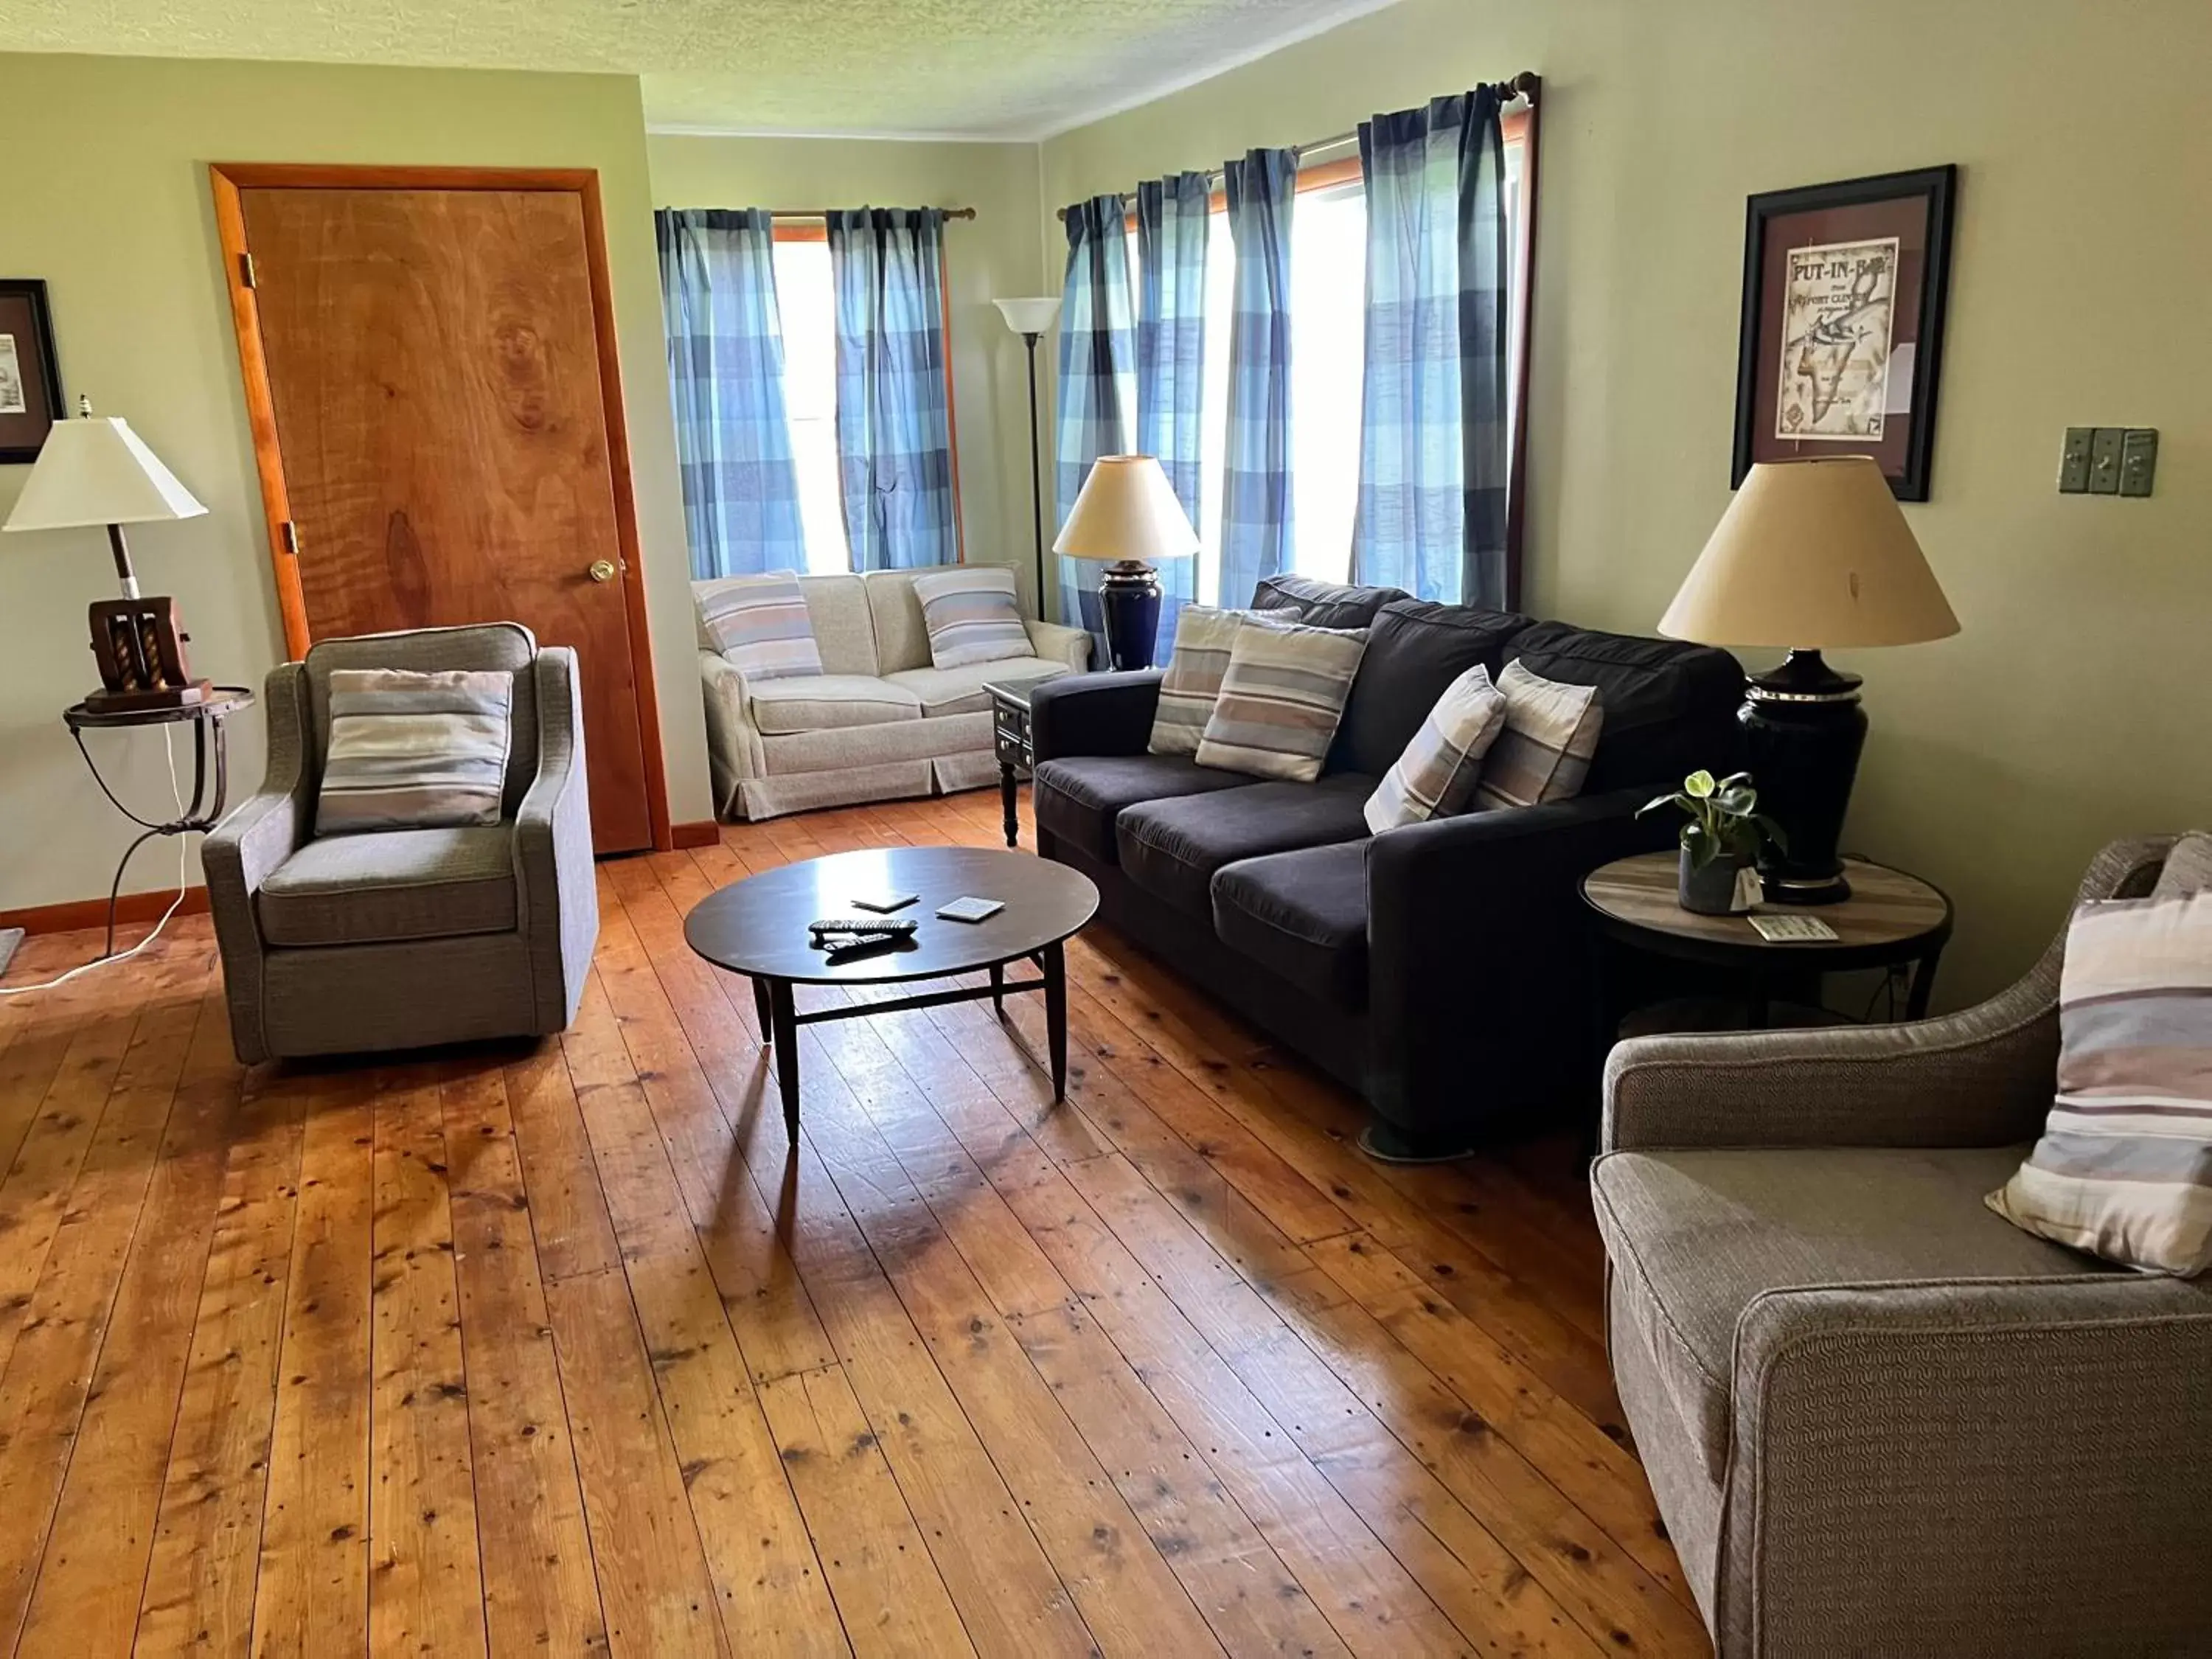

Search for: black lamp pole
xmin=1019 ymin=330 xmax=1046 ymax=617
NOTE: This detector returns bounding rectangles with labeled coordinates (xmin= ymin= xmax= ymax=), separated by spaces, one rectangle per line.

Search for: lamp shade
xmin=992 ymin=296 xmax=1062 ymax=335
xmin=1052 ymin=456 xmax=1200 ymax=563
xmin=3 ymin=411 xmax=206 ymax=533
xmin=1659 ymin=456 xmax=1958 ymax=650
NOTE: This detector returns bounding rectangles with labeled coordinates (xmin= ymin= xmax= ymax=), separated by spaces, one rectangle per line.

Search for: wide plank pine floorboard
xmin=0 ymin=790 xmax=1704 ymax=1658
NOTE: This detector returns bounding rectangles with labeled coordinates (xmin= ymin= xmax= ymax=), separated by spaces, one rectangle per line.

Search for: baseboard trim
xmin=0 ymin=886 xmax=211 ymax=937
xmin=671 ymin=819 xmax=722 ymax=849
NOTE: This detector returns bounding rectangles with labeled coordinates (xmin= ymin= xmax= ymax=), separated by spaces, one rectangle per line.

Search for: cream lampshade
xmin=1052 ymin=455 xmax=1198 ymax=671
xmin=1659 ymin=456 xmax=1958 ymax=903
xmin=992 ymin=296 xmax=1062 ymax=336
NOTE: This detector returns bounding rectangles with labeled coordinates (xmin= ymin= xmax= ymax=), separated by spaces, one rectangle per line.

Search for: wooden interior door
xmin=211 ymin=165 xmax=667 ymax=854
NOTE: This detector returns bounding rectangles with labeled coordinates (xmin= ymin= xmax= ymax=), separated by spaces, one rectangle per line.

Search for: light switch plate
xmin=2087 ymin=427 xmax=2125 ymax=495
xmin=2119 ymin=428 xmax=2158 ymax=497
xmin=2058 ymin=427 xmax=2093 ymax=493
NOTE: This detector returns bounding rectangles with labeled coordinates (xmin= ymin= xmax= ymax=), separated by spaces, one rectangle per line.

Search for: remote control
xmin=809 ymin=917 xmax=918 ymax=937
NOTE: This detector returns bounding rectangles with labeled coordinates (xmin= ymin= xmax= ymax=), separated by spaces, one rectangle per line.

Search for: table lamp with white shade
xmin=1051 ymin=455 xmax=1199 ymax=671
xmin=4 ymin=396 xmax=211 ymax=712
xmin=992 ymin=296 xmax=1061 ymax=617
xmin=1658 ymin=455 xmax=1958 ymax=904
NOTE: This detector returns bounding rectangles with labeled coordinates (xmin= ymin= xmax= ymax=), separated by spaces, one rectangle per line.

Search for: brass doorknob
xmin=587 ymin=559 xmax=617 ymax=584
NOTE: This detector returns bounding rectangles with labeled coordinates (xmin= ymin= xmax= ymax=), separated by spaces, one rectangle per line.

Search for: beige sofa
xmin=697 ymin=566 xmax=1091 ymax=821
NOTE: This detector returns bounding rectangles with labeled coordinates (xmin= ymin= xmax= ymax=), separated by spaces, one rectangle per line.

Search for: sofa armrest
xmin=515 ymin=647 xmax=597 ymax=1031
xmin=1023 ymin=618 xmax=1093 ymax=673
xmin=1029 ymin=669 xmax=1164 ymax=762
xmin=698 ymin=650 xmax=765 ymax=818
xmin=1602 ymin=970 xmax=2061 ymax=1152
xmin=1719 ymin=1276 xmax=2212 ymax=1653
xmin=1365 ymin=785 xmax=1669 ymax=1144
xmin=203 ymin=661 xmax=313 ymax=1064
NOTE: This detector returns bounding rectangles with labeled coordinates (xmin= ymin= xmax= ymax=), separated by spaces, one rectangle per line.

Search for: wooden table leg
xmin=752 ymin=975 xmax=773 ymax=1044
xmin=1043 ymin=940 xmax=1067 ymax=1101
xmin=768 ymin=978 xmax=801 ymax=1144
xmin=1906 ymin=942 xmax=1944 ymax=1020
xmin=989 ymin=961 xmax=1005 ymax=1018
xmin=1000 ymin=762 xmax=1020 ymax=847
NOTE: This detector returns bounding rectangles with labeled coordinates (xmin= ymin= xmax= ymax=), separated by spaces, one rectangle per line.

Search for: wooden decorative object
xmin=85 ymin=594 xmax=212 ymax=712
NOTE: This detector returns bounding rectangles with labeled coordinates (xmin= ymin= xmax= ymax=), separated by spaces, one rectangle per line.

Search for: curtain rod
xmin=1054 ymin=72 xmax=1538 ymax=220
xmin=762 ymin=206 xmax=976 ymax=221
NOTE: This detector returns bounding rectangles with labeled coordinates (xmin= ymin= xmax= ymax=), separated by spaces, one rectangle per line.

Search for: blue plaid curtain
xmin=1135 ymin=174 xmax=1209 ymax=664
xmin=654 ymin=209 xmax=807 ymax=578
xmin=1352 ymin=90 xmax=1511 ymax=606
xmin=827 ymin=208 xmax=957 ymax=571
xmin=1220 ymin=150 xmax=1296 ymax=610
xmin=1054 ymin=195 xmax=1135 ymax=639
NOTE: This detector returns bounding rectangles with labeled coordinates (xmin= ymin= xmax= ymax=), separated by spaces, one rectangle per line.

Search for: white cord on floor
xmin=0 ymin=726 xmax=224 ymax=996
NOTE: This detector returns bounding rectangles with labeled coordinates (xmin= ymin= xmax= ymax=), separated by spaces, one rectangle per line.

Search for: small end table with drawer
xmin=986 ymin=678 xmax=1037 ymax=847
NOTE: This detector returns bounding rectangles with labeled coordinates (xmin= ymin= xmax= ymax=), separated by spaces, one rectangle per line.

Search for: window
xmin=1127 ymin=123 xmax=1530 ymax=605
xmin=770 ymin=234 xmax=852 ymax=575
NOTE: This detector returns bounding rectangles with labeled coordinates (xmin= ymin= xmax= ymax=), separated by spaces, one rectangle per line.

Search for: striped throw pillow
xmin=912 ymin=566 xmax=1031 ymax=669
xmin=2154 ymin=830 xmax=2212 ymax=898
xmin=696 ymin=572 xmax=823 ymax=681
xmin=1475 ymin=661 xmax=1604 ymax=810
xmin=1195 ymin=621 xmax=1368 ymax=783
xmin=1364 ymin=664 xmax=1509 ymax=832
xmin=1149 ymin=605 xmax=1248 ymax=757
xmin=1986 ymin=892 xmax=2212 ymax=1276
xmin=316 ymin=668 xmax=513 ymax=836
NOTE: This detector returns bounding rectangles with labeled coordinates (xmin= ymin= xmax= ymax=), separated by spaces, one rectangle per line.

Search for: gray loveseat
xmin=1595 ymin=835 xmax=2212 ymax=1655
xmin=204 ymin=623 xmax=597 ymax=1063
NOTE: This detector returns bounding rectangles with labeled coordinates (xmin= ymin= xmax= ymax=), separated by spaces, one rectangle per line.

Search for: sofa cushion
xmin=1118 ymin=773 xmax=1377 ymax=911
xmin=694 ymin=571 xmax=823 ymax=681
xmin=883 ymin=656 xmax=1069 ymax=719
xmin=1032 ymin=754 xmax=1251 ymax=864
xmin=1591 ymin=1144 xmax=2116 ymax=1483
xmin=861 ymin=568 xmax=936 ymax=673
xmin=313 ymin=667 xmax=514 ymax=836
xmin=1212 ymin=841 xmax=1370 ymax=1009
xmin=1249 ymin=572 xmax=1408 ymax=631
xmin=1475 ymin=660 xmax=1604 ymax=810
xmin=1195 ymin=620 xmax=1368 ymax=783
xmin=912 ymin=565 xmax=1032 ymax=669
xmin=1364 ymin=664 xmax=1509 ymax=832
xmin=796 ymin=574 xmax=880 ymax=676
xmin=1148 ymin=605 xmax=1249 ymax=757
xmin=748 ymin=675 xmax=921 ymax=736
xmin=1334 ymin=599 xmax=1533 ymax=777
xmin=260 ymin=824 xmax=517 ymax=947
xmin=1504 ymin=621 xmax=1745 ymax=795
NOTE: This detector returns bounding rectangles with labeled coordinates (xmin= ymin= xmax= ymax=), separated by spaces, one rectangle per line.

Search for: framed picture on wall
xmin=1732 ymin=165 xmax=1956 ymax=501
xmin=0 ymin=279 xmax=64 ymax=465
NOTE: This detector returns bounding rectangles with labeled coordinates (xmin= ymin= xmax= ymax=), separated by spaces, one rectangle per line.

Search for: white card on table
xmin=1748 ymin=913 xmax=1840 ymax=943
xmin=935 ymin=896 xmax=1004 ymax=923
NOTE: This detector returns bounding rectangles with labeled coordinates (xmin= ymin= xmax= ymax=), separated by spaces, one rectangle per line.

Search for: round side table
xmin=64 ymin=686 xmax=255 ymax=956
xmin=1582 ymin=852 xmax=1952 ymax=1032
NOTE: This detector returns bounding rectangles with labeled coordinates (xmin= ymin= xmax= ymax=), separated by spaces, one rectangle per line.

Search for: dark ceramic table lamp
xmin=1051 ymin=454 xmax=1199 ymax=671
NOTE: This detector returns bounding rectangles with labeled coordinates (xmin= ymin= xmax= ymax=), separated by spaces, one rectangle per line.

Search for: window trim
xmin=768 ymin=217 xmax=967 ymax=565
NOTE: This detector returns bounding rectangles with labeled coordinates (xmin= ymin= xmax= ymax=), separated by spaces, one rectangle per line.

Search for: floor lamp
xmin=992 ymin=297 xmax=1061 ymax=619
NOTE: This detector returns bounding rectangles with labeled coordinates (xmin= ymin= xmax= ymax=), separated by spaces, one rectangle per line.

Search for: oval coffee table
xmin=684 ymin=846 xmax=1099 ymax=1144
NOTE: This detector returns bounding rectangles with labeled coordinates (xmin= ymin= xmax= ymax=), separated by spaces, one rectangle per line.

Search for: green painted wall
xmin=1040 ymin=0 xmax=2212 ymax=1003
xmin=647 ymin=134 xmax=1051 ymax=611
xmin=0 ymin=53 xmax=709 ymax=915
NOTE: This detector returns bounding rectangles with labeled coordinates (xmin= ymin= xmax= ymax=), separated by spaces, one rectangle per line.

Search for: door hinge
xmin=279 ymin=520 xmax=300 ymax=556
xmin=239 ymin=251 xmax=257 ymax=290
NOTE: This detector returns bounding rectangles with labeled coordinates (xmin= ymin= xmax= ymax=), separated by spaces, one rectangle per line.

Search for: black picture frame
xmin=0 ymin=279 xmax=65 ymax=465
xmin=1731 ymin=165 xmax=1956 ymax=501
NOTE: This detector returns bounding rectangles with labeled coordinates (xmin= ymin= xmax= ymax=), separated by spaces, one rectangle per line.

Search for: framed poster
xmin=1732 ymin=166 xmax=1955 ymax=501
xmin=0 ymin=279 xmax=64 ymax=465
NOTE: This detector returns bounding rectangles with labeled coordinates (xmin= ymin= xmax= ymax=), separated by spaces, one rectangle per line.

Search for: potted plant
xmin=1638 ymin=770 xmax=1786 ymax=915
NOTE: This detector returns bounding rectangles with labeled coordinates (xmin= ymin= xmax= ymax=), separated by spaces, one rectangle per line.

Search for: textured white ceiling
xmin=3 ymin=0 xmax=1402 ymax=138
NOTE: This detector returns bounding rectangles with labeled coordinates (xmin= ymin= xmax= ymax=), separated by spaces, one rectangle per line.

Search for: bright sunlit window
xmin=771 ymin=237 xmax=853 ymax=574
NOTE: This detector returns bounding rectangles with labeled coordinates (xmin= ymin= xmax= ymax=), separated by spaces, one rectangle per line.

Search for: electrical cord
xmin=0 ymin=726 xmax=232 ymax=996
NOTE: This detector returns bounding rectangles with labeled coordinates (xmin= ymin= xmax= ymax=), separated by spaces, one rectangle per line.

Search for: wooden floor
xmin=0 ymin=788 xmax=1706 ymax=1658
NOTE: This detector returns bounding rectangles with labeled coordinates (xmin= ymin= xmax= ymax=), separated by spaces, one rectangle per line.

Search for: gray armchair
xmin=205 ymin=623 xmax=597 ymax=1063
xmin=1594 ymin=836 xmax=2211 ymax=1656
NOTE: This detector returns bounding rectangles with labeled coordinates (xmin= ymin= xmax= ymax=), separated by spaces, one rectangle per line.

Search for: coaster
xmin=852 ymin=891 xmax=919 ymax=914
xmin=1748 ymin=913 xmax=1840 ymax=943
xmin=935 ymin=896 xmax=1004 ymax=924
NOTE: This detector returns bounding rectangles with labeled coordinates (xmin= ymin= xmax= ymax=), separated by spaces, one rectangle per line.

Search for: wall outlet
xmin=2058 ymin=427 xmax=2093 ymax=493
xmin=2087 ymin=427 xmax=2126 ymax=494
xmin=2119 ymin=428 xmax=2159 ymax=497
